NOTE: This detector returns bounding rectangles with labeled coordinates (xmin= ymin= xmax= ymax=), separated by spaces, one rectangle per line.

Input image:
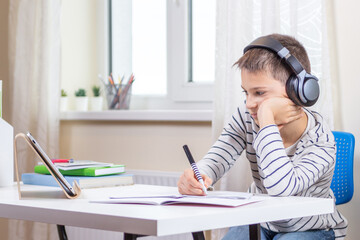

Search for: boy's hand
xmin=177 ymin=168 xmax=212 ymax=195
xmin=257 ymin=97 xmax=303 ymax=129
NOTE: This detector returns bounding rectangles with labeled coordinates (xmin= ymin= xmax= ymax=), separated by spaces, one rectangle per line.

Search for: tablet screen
xmin=26 ymin=132 xmax=76 ymax=196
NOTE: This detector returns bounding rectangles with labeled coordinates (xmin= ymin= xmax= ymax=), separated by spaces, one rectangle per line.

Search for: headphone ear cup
xmin=286 ymin=75 xmax=303 ymax=106
xmin=302 ymin=77 xmax=320 ymax=106
xmin=286 ymin=75 xmax=320 ymax=107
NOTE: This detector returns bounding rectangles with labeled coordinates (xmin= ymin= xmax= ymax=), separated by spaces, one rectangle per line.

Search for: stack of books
xmin=22 ymin=160 xmax=134 ymax=189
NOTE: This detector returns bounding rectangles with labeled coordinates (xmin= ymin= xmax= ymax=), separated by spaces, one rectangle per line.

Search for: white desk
xmin=0 ymin=184 xmax=334 ymax=239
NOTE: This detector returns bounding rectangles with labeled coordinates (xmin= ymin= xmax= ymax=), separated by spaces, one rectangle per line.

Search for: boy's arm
xmin=254 ymin=97 xmax=335 ymax=196
xmin=196 ymin=107 xmax=248 ymax=183
xmin=253 ymin=125 xmax=336 ymax=197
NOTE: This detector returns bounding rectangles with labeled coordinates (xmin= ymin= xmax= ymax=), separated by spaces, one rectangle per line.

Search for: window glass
xmin=111 ymin=0 xmax=215 ymax=97
xmin=132 ymin=0 xmax=167 ymax=95
xmin=190 ymin=0 xmax=216 ymax=83
xmin=112 ymin=0 xmax=167 ymax=96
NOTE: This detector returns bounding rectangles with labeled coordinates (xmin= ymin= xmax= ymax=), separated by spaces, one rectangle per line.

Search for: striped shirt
xmin=197 ymin=104 xmax=347 ymax=239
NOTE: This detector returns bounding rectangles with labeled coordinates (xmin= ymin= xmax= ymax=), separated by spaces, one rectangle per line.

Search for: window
xmin=190 ymin=0 xmax=216 ymax=84
xmin=110 ymin=0 xmax=215 ymax=110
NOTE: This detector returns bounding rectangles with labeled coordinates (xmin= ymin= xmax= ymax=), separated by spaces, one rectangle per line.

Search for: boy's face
xmin=241 ymin=69 xmax=288 ymax=124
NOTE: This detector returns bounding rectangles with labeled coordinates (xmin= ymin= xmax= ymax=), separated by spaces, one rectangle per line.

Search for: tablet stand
xmin=14 ymin=133 xmax=81 ymax=199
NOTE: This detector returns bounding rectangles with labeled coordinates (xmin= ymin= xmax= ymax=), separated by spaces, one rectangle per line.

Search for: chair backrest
xmin=330 ymin=131 xmax=355 ymax=205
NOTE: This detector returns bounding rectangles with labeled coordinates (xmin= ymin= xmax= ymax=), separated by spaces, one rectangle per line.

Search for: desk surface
xmin=0 ymin=184 xmax=334 ymax=237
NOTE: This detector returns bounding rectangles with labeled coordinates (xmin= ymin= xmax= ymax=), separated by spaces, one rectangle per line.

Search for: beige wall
xmin=0 ymin=0 xmax=10 ymax=122
xmin=0 ymin=0 xmax=10 ymax=237
xmin=60 ymin=120 xmax=213 ymax=172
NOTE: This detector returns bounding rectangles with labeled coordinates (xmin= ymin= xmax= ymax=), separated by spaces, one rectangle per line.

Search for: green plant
xmin=61 ymin=89 xmax=67 ymax=97
xmin=75 ymin=88 xmax=86 ymax=97
xmin=92 ymin=85 xmax=101 ymax=97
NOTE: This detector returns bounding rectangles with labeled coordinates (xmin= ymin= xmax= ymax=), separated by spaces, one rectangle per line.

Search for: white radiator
xmin=127 ymin=169 xmax=182 ymax=187
xmin=66 ymin=170 xmax=193 ymax=240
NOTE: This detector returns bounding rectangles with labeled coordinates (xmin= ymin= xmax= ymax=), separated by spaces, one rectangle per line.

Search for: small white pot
xmin=74 ymin=97 xmax=88 ymax=111
xmin=60 ymin=97 xmax=68 ymax=112
xmin=90 ymin=97 xmax=103 ymax=111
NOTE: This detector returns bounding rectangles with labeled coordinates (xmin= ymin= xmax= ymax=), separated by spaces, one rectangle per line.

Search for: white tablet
xmin=26 ymin=132 xmax=76 ymax=196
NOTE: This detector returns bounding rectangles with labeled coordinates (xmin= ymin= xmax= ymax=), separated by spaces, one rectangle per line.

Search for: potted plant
xmin=60 ymin=89 xmax=68 ymax=111
xmin=90 ymin=85 xmax=103 ymax=111
xmin=74 ymin=88 xmax=88 ymax=111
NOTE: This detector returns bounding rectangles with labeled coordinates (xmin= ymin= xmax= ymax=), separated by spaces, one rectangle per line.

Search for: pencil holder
xmin=106 ymin=84 xmax=132 ymax=110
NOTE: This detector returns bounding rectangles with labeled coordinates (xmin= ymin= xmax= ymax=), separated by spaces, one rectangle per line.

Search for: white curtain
xmin=8 ymin=0 xmax=61 ymax=239
xmin=212 ymin=0 xmax=333 ymax=238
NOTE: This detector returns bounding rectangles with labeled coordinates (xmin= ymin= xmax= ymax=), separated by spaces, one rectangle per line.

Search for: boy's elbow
xmin=264 ymin=181 xmax=300 ymax=197
xmin=263 ymin=173 xmax=302 ymax=197
xmin=265 ymin=188 xmax=292 ymax=197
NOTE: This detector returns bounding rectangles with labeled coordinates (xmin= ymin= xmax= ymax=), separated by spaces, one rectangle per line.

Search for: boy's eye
xmin=256 ymin=91 xmax=265 ymax=96
xmin=242 ymin=90 xmax=248 ymax=96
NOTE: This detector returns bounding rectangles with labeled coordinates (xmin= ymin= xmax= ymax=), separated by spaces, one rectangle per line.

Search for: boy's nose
xmin=245 ymin=96 xmax=257 ymax=109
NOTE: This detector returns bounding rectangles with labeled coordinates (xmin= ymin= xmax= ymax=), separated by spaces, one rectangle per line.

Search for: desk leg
xmin=249 ymin=224 xmax=260 ymax=240
xmin=192 ymin=231 xmax=205 ymax=240
xmin=124 ymin=233 xmax=145 ymax=240
xmin=57 ymin=225 xmax=68 ymax=240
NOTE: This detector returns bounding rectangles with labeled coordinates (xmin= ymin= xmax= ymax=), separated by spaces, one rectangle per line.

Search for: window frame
xmin=167 ymin=0 xmax=214 ymax=103
xmin=107 ymin=0 xmax=214 ymax=110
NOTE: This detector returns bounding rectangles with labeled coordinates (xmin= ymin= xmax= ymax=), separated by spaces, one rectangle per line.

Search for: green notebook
xmin=34 ymin=164 xmax=125 ymax=177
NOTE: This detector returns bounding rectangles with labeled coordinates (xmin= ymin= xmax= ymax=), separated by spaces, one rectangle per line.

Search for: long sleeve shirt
xmin=197 ymin=104 xmax=347 ymax=239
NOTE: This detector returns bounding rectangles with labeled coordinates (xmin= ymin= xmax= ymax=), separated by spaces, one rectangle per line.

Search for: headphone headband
xmin=243 ymin=36 xmax=304 ymax=75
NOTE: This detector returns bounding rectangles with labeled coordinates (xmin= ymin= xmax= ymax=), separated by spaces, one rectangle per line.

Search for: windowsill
xmin=60 ymin=110 xmax=212 ymax=122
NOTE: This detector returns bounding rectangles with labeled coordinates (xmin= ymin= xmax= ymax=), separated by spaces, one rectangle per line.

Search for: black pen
xmin=183 ymin=145 xmax=208 ymax=195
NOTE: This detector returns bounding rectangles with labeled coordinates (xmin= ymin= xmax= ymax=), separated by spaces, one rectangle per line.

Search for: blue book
xmin=22 ymin=173 xmax=134 ymax=189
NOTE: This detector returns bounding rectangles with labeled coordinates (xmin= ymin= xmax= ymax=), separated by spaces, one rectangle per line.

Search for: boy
xmin=177 ymin=34 xmax=347 ymax=239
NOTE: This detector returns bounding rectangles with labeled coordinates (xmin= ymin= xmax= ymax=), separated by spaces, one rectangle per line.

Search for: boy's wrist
xmin=258 ymin=105 xmax=275 ymax=128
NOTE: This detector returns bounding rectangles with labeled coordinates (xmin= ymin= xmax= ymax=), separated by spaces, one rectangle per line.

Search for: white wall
xmin=333 ymin=1 xmax=360 ymax=239
xmin=60 ymin=0 xmax=99 ymax=103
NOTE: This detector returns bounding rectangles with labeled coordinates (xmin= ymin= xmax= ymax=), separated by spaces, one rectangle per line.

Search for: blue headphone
xmin=243 ymin=36 xmax=319 ymax=107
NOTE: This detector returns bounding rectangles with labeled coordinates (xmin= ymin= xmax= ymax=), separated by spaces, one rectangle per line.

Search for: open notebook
xmin=90 ymin=191 xmax=265 ymax=207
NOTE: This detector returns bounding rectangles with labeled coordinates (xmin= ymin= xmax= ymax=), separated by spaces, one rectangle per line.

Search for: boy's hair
xmin=234 ymin=34 xmax=311 ymax=85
